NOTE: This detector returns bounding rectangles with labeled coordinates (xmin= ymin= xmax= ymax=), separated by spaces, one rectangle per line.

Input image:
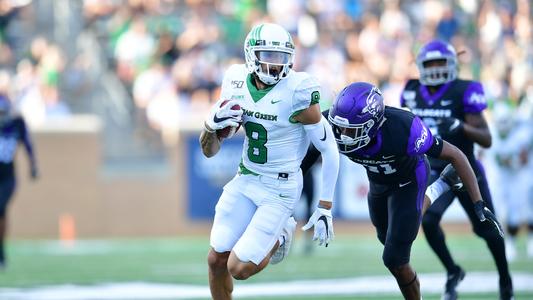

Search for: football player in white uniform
xmin=199 ymin=23 xmax=340 ymax=300
xmin=491 ymin=103 xmax=533 ymax=261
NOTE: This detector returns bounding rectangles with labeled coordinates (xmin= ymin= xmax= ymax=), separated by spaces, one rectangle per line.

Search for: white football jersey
xmin=219 ymin=64 xmax=321 ymax=176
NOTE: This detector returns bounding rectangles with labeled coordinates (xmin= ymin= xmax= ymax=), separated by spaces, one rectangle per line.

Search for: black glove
xmin=474 ymin=200 xmax=504 ymax=238
xmin=437 ymin=117 xmax=463 ymax=136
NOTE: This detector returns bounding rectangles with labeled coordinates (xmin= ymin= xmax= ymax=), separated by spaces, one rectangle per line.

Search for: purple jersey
xmin=301 ymin=107 xmax=443 ymax=184
xmin=401 ymin=79 xmax=486 ymax=170
xmin=342 ymin=107 xmax=442 ymax=184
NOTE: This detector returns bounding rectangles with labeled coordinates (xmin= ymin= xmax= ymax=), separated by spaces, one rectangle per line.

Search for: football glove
xmin=205 ymin=99 xmax=242 ymax=132
xmin=437 ymin=117 xmax=463 ymax=136
xmin=474 ymin=200 xmax=504 ymax=238
xmin=439 ymin=164 xmax=464 ymax=191
xmin=302 ymin=207 xmax=334 ymax=247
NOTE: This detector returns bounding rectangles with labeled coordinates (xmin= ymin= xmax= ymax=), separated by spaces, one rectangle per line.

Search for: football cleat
xmin=439 ymin=164 xmax=464 ymax=191
xmin=442 ymin=265 xmax=465 ymax=300
xmin=270 ymin=216 xmax=297 ymax=265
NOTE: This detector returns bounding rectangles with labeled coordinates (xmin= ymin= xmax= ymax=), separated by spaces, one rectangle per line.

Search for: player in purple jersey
xmin=301 ymin=82 xmax=503 ymax=300
xmin=401 ymin=40 xmax=513 ymax=300
xmin=0 ymin=95 xmax=38 ymax=269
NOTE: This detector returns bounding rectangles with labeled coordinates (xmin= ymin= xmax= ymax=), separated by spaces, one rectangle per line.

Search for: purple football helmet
xmin=416 ymin=40 xmax=458 ymax=86
xmin=328 ymin=82 xmax=385 ymax=153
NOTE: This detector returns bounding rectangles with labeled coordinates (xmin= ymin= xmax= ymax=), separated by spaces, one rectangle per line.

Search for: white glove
xmin=302 ymin=207 xmax=334 ymax=247
xmin=205 ymin=99 xmax=243 ymax=132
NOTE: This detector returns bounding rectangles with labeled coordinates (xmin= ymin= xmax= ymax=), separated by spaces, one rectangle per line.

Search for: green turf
xmin=0 ymin=233 xmax=532 ymax=299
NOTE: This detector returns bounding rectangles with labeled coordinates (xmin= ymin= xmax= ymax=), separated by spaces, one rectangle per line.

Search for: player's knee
xmin=422 ymin=212 xmax=440 ymax=231
xmin=473 ymin=222 xmax=500 ymax=241
xmin=387 ymin=263 xmax=410 ymax=279
xmin=382 ymin=243 xmax=410 ymax=270
xmin=207 ymin=249 xmax=230 ymax=273
xmin=228 ymin=263 xmax=252 ymax=280
xmin=376 ymin=232 xmax=386 ymax=245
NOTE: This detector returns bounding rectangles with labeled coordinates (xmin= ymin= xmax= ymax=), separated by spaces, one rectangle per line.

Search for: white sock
xmin=426 ymin=178 xmax=451 ymax=203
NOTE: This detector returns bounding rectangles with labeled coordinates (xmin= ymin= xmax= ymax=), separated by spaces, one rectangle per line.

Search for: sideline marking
xmin=1 ymin=272 xmax=532 ymax=299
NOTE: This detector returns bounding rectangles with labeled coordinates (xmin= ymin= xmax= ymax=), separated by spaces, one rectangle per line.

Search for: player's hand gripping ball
xmin=215 ymin=100 xmax=242 ymax=139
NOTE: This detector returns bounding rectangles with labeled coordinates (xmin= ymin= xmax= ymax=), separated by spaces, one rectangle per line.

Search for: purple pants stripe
xmin=415 ymin=157 xmax=430 ymax=218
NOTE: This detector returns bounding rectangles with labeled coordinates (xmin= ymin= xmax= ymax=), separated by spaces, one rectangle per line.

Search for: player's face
xmin=256 ymin=51 xmax=290 ymax=78
xmin=339 ymin=127 xmax=357 ymax=139
xmin=423 ymin=59 xmax=446 ymax=68
xmin=422 ymin=59 xmax=448 ymax=84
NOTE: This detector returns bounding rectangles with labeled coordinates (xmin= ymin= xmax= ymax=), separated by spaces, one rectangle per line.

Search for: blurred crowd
xmin=0 ymin=1 xmax=70 ymax=128
xmin=82 ymin=0 xmax=532 ymax=135
xmin=0 ymin=0 xmax=531 ymax=134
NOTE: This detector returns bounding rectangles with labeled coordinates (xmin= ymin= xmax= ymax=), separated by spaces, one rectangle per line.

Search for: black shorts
xmin=0 ymin=176 xmax=16 ymax=217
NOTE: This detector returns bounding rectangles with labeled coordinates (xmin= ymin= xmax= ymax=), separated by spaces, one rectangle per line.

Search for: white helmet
xmin=244 ymin=23 xmax=295 ymax=85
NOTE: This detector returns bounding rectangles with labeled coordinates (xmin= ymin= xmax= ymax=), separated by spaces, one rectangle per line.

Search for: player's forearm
xmin=199 ymin=127 xmax=221 ymax=158
xmin=318 ymin=200 xmax=332 ymax=210
xmin=447 ymin=146 xmax=482 ymax=203
xmin=304 ymin=117 xmax=340 ymax=202
xmin=463 ymin=123 xmax=492 ymax=148
xmin=317 ymin=142 xmax=339 ymax=202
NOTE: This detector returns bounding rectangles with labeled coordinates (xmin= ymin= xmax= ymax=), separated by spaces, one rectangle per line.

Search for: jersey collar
xmin=419 ymin=81 xmax=453 ymax=106
xmin=246 ymin=74 xmax=275 ymax=103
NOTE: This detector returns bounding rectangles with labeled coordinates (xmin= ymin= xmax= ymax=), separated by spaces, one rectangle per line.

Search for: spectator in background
xmin=436 ymin=6 xmax=459 ymax=41
xmin=114 ymin=16 xmax=155 ymax=84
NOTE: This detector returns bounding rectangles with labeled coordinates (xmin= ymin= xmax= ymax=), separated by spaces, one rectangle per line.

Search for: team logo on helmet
xmin=362 ymin=87 xmax=383 ymax=117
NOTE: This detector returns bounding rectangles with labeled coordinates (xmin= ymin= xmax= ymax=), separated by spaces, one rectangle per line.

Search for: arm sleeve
xmin=300 ymin=109 xmax=331 ymax=175
xmin=303 ymin=116 xmax=339 ymax=202
xmin=218 ymin=65 xmax=238 ymax=101
xmin=290 ymin=75 xmax=321 ymax=122
xmin=463 ymin=81 xmax=487 ymax=113
xmin=425 ymin=136 xmax=444 ymax=158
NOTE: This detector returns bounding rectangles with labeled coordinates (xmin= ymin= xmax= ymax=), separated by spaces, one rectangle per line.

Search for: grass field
xmin=0 ymin=233 xmax=532 ymax=299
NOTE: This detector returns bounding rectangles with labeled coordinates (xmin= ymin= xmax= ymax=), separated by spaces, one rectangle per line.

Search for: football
xmin=216 ymin=99 xmax=242 ymax=139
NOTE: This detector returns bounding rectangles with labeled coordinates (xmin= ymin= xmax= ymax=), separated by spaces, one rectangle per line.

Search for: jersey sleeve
xmin=218 ymin=64 xmax=240 ymax=101
xmin=291 ymin=75 xmax=321 ymax=114
xmin=463 ymin=81 xmax=487 ymax=113
xmin=400 ymin=79 xmax=418 ymax=108
xmin=406 ymin=116 xmax=438 ymax=156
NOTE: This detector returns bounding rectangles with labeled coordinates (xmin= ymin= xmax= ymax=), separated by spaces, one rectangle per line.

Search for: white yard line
xmin=1 ymin=272 xmax=532 ymax=299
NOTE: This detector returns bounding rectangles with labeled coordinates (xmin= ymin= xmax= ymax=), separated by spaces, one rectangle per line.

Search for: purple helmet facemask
xmin=328 ymin=82 xmax=385 ymax=153
xmin=416 ymin=40 xmax=458 ymax=86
